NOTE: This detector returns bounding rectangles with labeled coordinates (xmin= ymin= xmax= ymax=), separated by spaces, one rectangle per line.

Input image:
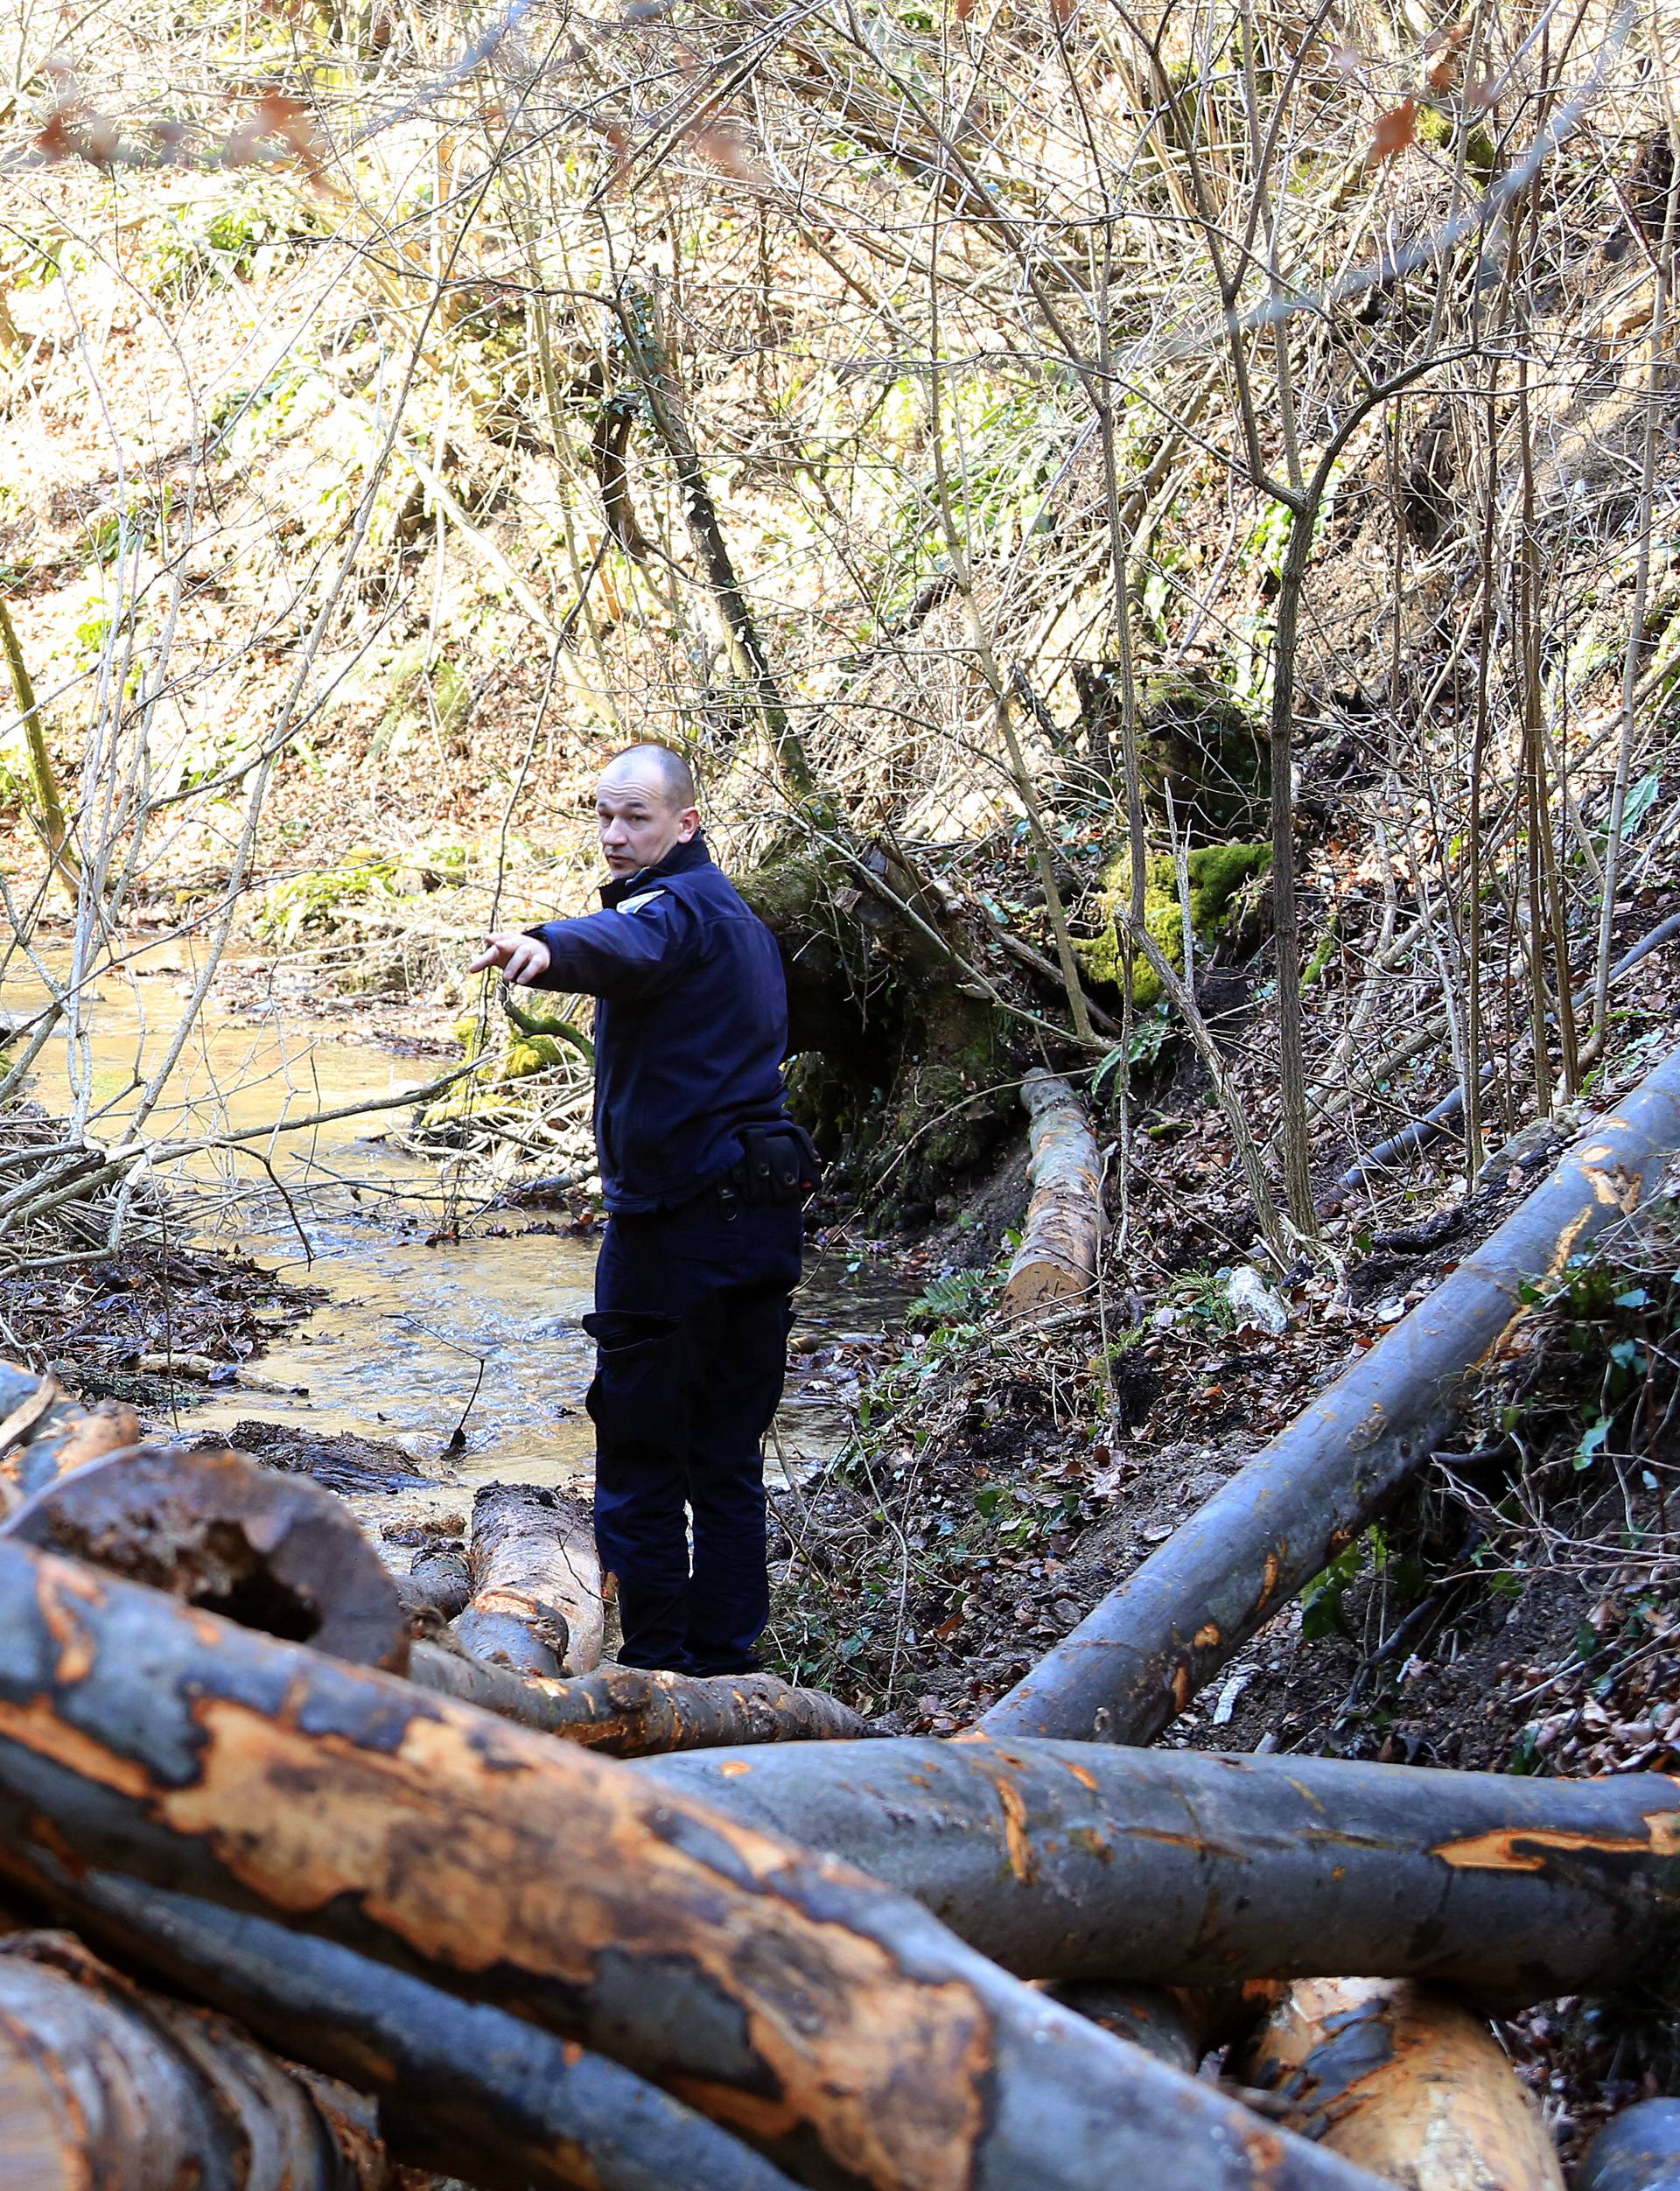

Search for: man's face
xmin=596 ymin=760 xmax=698 ymax=879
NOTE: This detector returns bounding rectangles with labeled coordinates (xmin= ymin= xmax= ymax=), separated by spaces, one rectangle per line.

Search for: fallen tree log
xmin=1235 ymin=1978 xmax=1564 ymax=2191
xmin=455 ymin=1481 xmax=603 ymax=1676
xmin=2 ymin=1444 xmax=409 ymax=1672
xmin=410 ymin=1644 xmax=871 ymax=1754
xmin=1039 ymin=1980 xmax=1200 ymax=2074
xmin=1579 ymin=2100 xmax=1680 ymax=2191
xmin=980 ymin=1040 xmax=1680 ymax=1742
xmin=0 ymin=1928 xmax=385 ymax=2188
xmin=998 ymin=1071 xmax=1105 ymax=1320
xmin=405 ymin=1541 xmax=472 ymax=1620
xmin=642 ymin=1736 xmax=1680 ymax=2001
xmin=5 ymin=1847 xmax=801 ymax=2191
xmin=0 ymin=1537 xmax=1390 ymax=2191
xmin=0 ymin=1367 xmax=138 ymax=1510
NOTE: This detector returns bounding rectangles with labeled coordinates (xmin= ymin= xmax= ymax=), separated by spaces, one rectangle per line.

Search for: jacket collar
xmin=601 ymin=830 xmax=711 ymax=906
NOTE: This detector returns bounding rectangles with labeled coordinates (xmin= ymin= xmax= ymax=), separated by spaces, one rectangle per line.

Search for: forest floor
xmin=760 ymin=920 xmax=1680 ymax=2170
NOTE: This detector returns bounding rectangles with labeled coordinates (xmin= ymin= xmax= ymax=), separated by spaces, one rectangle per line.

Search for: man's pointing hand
xmin=469 ymin=931 xmax=552 ymax=984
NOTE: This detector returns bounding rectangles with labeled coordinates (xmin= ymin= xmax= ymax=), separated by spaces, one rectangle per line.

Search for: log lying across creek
xmin=0 ymin=1928 xmax=386 ymax=2189
xmin=981 ymin=1040 xmax=1680 ymax=1743
xmin=645 ymin=1735 xmax=1680 ymax=2001
xmin=998 ymin=1070 xmax=1105 ymax=1320
xmin=455 ymin=1480 xmax=605 ymax=1676
xmin=1235 ymin=1978 xmax=1565 ymax=2191
xmin=0 ymin=1536 xmax=1391 ymax=2191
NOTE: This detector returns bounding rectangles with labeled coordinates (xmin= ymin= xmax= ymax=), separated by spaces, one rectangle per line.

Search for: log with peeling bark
xmin=1235 ymin=1978 xmax=1565 ymax=2191
xmin=998 ymin=1070 xmax=1106 ymax=1320
xmin=455 ymin=1480 xmax=604 ymax=1676
xmin=2 ymin=1444 xmax=410 ymax=1673
xmin=6 ymin=1847 xmax=802 ymax=2191
xmin=0 ymin=1928 xmax=385 ymax=2189
xmin=1579 ymin=2100 xmax=1680 ymax=2191
xmin=644 ymin=1736 xmax=1680 ymax=2001
xmin=981 ymin=1040 xmax=1680 ymax=1743
xmin=0 ymin=1365 xmax=139 ymax=1510
xmin=410 ymin=1643 xmax=872 ymax=1754
xmin=0 ymin=1536 xmax=1390 ymax=2191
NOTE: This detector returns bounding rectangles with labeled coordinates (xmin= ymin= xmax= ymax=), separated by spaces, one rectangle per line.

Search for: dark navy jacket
xmin=525 ymin=835 xmax=790 ymax=1213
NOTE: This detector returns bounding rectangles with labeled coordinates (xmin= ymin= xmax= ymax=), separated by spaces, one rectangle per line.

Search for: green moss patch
xmin=1078 ymin=841 xmax=1270 ymax=1009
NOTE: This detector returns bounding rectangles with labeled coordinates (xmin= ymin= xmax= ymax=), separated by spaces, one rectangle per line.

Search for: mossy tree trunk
xmin=739 ymin=842 xmax=1016 ymax=1224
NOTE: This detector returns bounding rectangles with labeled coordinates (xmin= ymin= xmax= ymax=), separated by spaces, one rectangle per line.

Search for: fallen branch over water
xmin=980 ymin=1040 xmax=1680 ymax=1743
xmin=645 ymin=1735 xmax=1680 ymax=2002
xmin=0 ymin=1536 xmax=1390 ymax=2191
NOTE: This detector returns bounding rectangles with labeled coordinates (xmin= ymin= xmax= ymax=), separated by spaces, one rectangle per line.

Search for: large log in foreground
xmin=644 ymin=1735 xmax=1680 ymax=2000
xmin=3 ymin=1444 xmax=410 ymax=1672
xmin=1236 ymin=1978 xmax=1564 ymax=2191
xmin=998 ymin=1071 xmax=1105 ymax=1320
xmin=6 ymin=1848 xmax=800 ymax=2191
xmin=1579 ymin=2100 xmax=1680 ymax=2191
xmin=455 ymin=1481 xmax=604 ymax=1676
xmin=0 ymin=1538 xmax=1390 ymax=2191
xmin=410 ymin=1641 xmax=869 ymax=1753
xmin=0 ymin=1929 xmax=385 ymax=2189
xmin=982 ymin=1041 xmax=1680 ymax=1742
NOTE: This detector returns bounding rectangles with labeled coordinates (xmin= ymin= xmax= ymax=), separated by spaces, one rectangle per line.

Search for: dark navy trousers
xmin=584 ymin=1198 xmax=802 ymax=1675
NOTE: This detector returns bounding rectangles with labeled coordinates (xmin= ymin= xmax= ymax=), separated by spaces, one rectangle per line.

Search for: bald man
xmin=472 ymin=746 xmax=815 ymax=1676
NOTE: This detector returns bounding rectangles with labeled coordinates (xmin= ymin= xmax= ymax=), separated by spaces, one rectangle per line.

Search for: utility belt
xmin=725 ymin=1120 xmax=821 ymax=1208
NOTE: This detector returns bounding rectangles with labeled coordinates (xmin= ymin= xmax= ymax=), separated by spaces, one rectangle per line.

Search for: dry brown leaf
xmin=1426 ymin=23 xmax=1470 ymax=92
xmin=1368 ymin=97 xmax=1418 ymax=165
xmin=691 ymin=122 xmax=767 ymax=186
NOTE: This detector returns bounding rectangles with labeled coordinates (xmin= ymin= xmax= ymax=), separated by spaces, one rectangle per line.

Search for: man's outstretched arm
xmin=470 ymin=892 xmax=699 ymax=999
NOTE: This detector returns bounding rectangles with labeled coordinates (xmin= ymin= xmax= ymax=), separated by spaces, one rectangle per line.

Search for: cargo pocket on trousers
xmin=581 ymin=1309 xmax=686 ymax=1450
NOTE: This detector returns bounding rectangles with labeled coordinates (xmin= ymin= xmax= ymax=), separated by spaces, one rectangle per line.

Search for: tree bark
xmin=998 ymin=1073 xmax=1106 ymax=1321
xmin=0 ymin=1929 xmax=385 ymax=2189
xmin=0 ymin=1537 xmax=1390 ymax=2191
xmin=410 ymin=1644 xmax=870 ymax=1754
xmin=0 ymin=1370 xmax=139 ymax=1511
xmin=644 ymin=1736 xmax=1680 ymax=2003
xmin=1578 ymin=2099 xmax=1680 ymax=2191
xmin=1235 ymin=1978 xmax=1564 ymax=2191
xmin=4 ymin=1848 xmax=802 ymax=2191
xmin=403 ymin=1543 xmax=472 ymax=1621
xmin=3 ymin=1443 xmax=409 ymax=1673
xmin=981 ymin=1039 xmax=1680 ymax=1744
xmin=455 ymin=1481 xmax=602 ymax=1676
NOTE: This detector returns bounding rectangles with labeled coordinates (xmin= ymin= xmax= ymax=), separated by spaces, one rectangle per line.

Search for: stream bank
xmin=0 ymin=947 xmax=910 ymax=1521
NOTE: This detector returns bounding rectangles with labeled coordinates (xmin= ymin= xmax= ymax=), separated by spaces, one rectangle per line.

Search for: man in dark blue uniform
xmin=470 ymin=745 xmax=811 ymax=1676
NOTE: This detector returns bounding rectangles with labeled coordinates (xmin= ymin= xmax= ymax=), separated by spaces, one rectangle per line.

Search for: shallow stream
xmin=3 ymin=943 xmax=901 ymax=1497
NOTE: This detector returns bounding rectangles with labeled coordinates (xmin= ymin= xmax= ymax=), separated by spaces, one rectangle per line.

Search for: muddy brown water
xmin=3 ymin=949 xmax=902 ymax=1503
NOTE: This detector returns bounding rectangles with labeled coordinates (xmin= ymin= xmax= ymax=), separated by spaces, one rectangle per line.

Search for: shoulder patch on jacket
xmin=616 ymin=889 xmax=668 ymax=916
